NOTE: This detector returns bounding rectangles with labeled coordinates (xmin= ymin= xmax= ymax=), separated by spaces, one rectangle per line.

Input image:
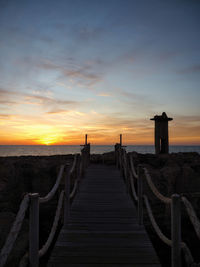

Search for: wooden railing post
xmin=82 ymin=148 xmax=86 ymax=170
xmin=123 ymin=150 xmax=128 ymax=186
xmin=171 ymin=194 xmax=181 ymax=267
xmin=120 ymin=134 xmax=122 ymax=146
xmin=64 ymin=164 xmax=70 ymax=226
xmin=137 ymin=165 xmax=143 ymax=225
xmin=85 ymin=134 xmax=87 ymax=145
xmin=115 ymin=144 xmax=120 ymax=168
xmin=29 ymin=193 xmax=39 ymax=267
xmin=87 ymin=143 xmax=90 ymax=165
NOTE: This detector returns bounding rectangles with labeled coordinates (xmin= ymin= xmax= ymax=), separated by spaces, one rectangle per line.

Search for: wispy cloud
xmin=97 ymin=92 xmax=111 ymax=97
xmin=46 ymin=109 xmax=70 ymax=115
xmin=39 ymin=60 xmax=102 ymax=88
xmin=0 ymin=88 xmax=79 ymax=112
xmin=71 ymin=25 xmax=105 ymax=42
xmin=177 ymin=64 xmax=200 ymax=74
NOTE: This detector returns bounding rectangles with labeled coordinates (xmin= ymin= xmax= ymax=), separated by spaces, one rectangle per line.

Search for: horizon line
xmin=0 ymin=144 xmax=200 ymax=146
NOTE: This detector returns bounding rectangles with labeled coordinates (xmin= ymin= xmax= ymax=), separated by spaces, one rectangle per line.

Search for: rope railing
xmin=39 ymin=190 xmax=64 ymax=257
xmin=144 ymin=194 xmax=196 ymax=267
xmin=0 ymin=141 xmax=90 ymax=267
xmin=129 ymin=154 xmax=138 ymax=179
xmin=39 ymin=165 xmax=65 ymax=204
xmin=143 ymin=167 xmax=172 ymax=204
xmin=19 ymin=190 xmax=65 ymax=267
xmin=114 ymin=142 xmax=200 ymax=267
xmin=129 ymin=171 xmax=138 ymax=202
xmin=143 ymin=194 xmax=172 ymax=246
xmin=0 ymin=194 xmax=30 ymax=267
xmin=181 ymin=196 xmax=200 ymax=241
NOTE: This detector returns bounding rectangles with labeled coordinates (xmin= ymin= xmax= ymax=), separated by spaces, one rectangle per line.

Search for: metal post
xmin=85 ymin=134 xmax=87 ymax=145
xmin=64 ymin=164 xmax=70 ymax=226
xmin=29 ymin=193 xmax=39 ymax=267
xmin=120 ymin=134 xmax=122 ymax=146
xmin=171 ymin=194 xmax=181 ymax=267
xmin=137 ymin=165 xmax=143 ymax=225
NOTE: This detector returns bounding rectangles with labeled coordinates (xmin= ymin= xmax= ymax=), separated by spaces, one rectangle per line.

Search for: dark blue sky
xmin=0 ymin=0 xmax=200 ymax=144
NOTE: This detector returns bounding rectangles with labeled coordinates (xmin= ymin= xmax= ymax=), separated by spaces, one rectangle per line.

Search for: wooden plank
xmin=49 ymin=255 xmax=159 ymax=264
xmin=48 ymin=163 xmax=161 ymax=267
xmin=48 ymin=264 xmax=160 ymax=267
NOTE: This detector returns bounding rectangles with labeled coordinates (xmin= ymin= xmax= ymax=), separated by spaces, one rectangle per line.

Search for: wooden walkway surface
xmin=48 ymin=164 xmax=161 ymax=267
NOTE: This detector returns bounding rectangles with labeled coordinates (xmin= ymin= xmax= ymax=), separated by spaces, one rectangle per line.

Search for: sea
xmin=0 ymin=145 xmax=200 ymax=157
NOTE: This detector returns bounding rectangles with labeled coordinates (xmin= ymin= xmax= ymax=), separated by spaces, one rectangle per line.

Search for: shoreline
xmin=0 ymin=145 xmax=200 ymax=157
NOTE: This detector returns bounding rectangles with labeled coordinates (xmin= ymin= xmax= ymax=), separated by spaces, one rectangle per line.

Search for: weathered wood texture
xmin=48 ymin=164 xmax=161 ymax=267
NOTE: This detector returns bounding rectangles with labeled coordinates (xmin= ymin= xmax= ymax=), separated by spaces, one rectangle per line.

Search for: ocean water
xmin=0 ymin=145 xmax=200 ymax=157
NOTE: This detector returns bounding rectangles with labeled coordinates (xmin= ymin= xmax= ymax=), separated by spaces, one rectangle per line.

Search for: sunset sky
xmin=0 ymin=0 xmax=200 ymax=145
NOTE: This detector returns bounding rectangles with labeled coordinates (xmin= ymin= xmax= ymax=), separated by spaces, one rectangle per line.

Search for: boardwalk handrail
xmin=115 ymin=144 xmax=200 ymax=267
xmin=0 ymin=195 xmax=30 ymax=267
xmin=39 ymin=165 xmax=65 ymax=203
xmin=0 ymin=143 xmax=90 ymax=267
xmin=143 ymin=167 xmax=171 ymax=204
xmin=181 ymin=196 xmax=200 ymax=241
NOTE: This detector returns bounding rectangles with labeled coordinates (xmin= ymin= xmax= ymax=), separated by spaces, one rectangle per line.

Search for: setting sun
xmin=36 ymin=136 xmax=59 ymax=145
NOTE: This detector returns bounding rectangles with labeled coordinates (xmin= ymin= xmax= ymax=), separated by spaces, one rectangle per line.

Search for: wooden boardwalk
xmin=48 ymin=164 xmax=161 ymax=267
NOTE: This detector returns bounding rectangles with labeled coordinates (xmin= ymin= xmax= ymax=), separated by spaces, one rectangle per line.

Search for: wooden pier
xmin=2 ymin=130 xmax=199 ymax=267
xmin=47 ymin=163 xmax=161 ymax=267
xmin=2 ymin=137 xmax=199 ymax=267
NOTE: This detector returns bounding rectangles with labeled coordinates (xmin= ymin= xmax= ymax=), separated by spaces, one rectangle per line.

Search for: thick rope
xmin=19 ymin=191 xmax=65 ymax=267
xmin=144 ymin=194 xmax=197 ymax=266
xmin=18 ymin=252 xmax=28 ymax=267
xmin=130 ymin=155 xmax=138 ymax=179
xmin=119 ymin=149 xmax=122 ymax=169
xmin=39 ymin=190 xmax=64 ymax=257
xmin=70 ymin=179 xmax=79 ymax=199
xmin=143 ymin=168 xmax=171 ymax=204
xmin=122 ymin=149 xmax=128 ymax=180
xmin=0 ymin=194 xmax=30 ymax=267
xmin=143 ymin=195 xmax=172 ymax=246
xmin=130 ymin=171 xmax=138 ymax=201
xmin=69 ymin=154 xmax=78 ymax=176
xmin=181 ymin=242 xmax=195 ymax=267
xmin=181 ymin=196 xmax=200 ymax=240
xmin=40 ymin=165 xmax=65 ymax=203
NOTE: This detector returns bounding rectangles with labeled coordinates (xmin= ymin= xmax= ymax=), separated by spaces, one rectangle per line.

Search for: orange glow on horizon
xmin=0 ymin=134 xmax=200 ymax=146
xmin=0 ymin=112 xmax=199 ymax=146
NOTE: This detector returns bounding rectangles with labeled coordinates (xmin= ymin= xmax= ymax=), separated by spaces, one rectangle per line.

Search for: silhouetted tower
xmin=150 ymin=112 xmax=173 ymax=154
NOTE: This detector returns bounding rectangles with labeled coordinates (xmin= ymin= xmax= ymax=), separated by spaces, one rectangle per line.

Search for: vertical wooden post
xmin=29 ymin=193 xmax=39 ymax=267
xmin=120 ymin=134 xmax=122 ymax=146
xmin=137 ymin=165 xmax=143 ymax=225
xmin=85 ymin=134 xmax=87 ymax=145
xmin=171 ymin=194 xmax=181 ymax=267
xmin=123 ymin=150 xmax=128 ymax=184
xmin=64 ymin=164 xmax=70 ymax=226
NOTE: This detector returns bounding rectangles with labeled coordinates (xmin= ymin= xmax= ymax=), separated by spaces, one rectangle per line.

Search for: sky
xmin=0 ymin=0 xmax=200 ymax=145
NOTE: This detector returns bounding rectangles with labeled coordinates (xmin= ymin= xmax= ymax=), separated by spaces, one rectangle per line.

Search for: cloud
xmin=159 ymin=51 xmax=178 ymax=62
xmin=24 ymin=94 xmax=77 ymax=106
xmin=72 ymin=25 xmax=104 ymax=42
xmin=175 ymin=115 xmax=200 ymax=122
xmin=0 ymin=114 xmax=14 ymax=119
xmin=97 ymin=92 xmax=111 ymax=97
xmin=177 ymin=65 xmax=200 ymax=74
xmin=38 ymin=59 xmax=103 ymax=88
xmin=0 ymin=88 xmax=79 ymax=112
xmin=46 ymin=109 xmax=70 ymax=115
xmin=115 ymin=88 xmax=157 ymax=112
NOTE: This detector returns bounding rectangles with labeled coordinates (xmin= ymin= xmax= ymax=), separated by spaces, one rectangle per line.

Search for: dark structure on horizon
xmin=151 ymin=112 xmax=173 ymax=154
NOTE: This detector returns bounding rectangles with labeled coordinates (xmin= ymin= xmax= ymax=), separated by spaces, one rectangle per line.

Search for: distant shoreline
xmin=0 ymin=145 xmax=200 ymax=157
